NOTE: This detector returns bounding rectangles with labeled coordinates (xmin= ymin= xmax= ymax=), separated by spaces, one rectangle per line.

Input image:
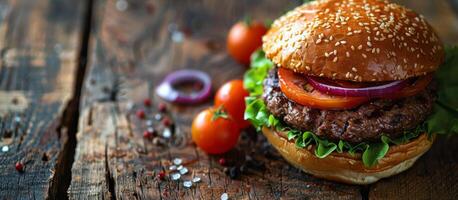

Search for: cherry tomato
xmin=192 ymin=107 xmax=240 ymax=154
xmin=278 ymin=68 xmax=369 ymax=110
xmin=214 ymin=80 xmax=250 ymax=129
xmin=227 ymin=21 xmax=267 ymax=65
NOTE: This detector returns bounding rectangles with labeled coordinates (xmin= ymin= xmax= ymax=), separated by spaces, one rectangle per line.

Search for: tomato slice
xmin=278 ymin=68 xmax=369 ymax=110
xmin=385 ymin=74 xmax=433 ymax=99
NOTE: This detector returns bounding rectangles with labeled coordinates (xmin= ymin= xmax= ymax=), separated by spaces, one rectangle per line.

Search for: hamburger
xmin=244 ymin=0 xmax=446 ymax=184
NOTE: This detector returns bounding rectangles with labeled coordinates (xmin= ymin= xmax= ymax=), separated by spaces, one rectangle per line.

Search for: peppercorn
xmin=143 ymin=130 xmax=154 ymax=139
xmin=227 ymin=166 xmax=240 ymax=180
xmin=157 ymin=171 xmax=166 ymax=180
xmin=136 ymin=109 xmax=146 ymax=119
xmin=162 ymin=117 xmax=172 ymax=126
xmin=15 ymin=162 xmax=24 ymax=172
xmin=143 ymin=98 xmax=152 ymax=107
xmin=158 ymin=103 xmax=167 ymax=113
xmin=218 ymin=158 xmax=226 ymax=166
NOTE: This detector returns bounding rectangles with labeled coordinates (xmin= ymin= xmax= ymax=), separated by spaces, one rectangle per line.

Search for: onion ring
xmin=156 ymin=69 xmax=212 ymax=104
xmin=306 ymin=76 xmax=407 ymax=98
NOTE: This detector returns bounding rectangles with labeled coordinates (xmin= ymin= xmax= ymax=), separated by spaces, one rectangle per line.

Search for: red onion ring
xmin=156 ymin=69 xmax=212 ymax=104
xmin=306 ymin=76 xmax=407 ymax=98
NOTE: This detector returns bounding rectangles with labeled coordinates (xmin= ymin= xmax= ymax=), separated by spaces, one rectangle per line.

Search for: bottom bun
xmin=262 ymin=127 xmax=434 ymax=185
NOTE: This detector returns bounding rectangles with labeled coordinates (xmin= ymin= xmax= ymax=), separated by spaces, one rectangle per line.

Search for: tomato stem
xmin=264 ymin=19 xmax=273 ymax=28
xmin=243 ymin=16 xmax=252 ymax=27
xmin=212 ymin=106 xmax=229 ymax=121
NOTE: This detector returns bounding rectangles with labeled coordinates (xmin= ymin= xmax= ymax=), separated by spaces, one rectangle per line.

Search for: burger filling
xmin=263 ymin=68 xmax=436 ymax=143
xmin=244 ymin=51 xmax=442 ymax=167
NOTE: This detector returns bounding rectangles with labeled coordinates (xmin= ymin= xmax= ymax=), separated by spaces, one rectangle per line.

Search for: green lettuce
xmin=244 ymin=48 xmax=458 ymax=167
xmin=427 ymin=46 xmax=458 ymax=135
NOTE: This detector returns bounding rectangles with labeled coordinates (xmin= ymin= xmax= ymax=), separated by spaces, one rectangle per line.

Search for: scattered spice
xmin=154 ymin=114 xmax=163 ymax=121
xmin=157 ymin=171 xmax=166 ymax=180
xmin=221 ymin=193 xmax=229 ymax=200
xmin=143 ymin=98 xmax=152 ymax=107
xmin=179 ymin=167 xmax=189 ymax=175
xmin=143 ymin=130 xmax=154 ymax=139
xmin=14 ymin=116 xmax=21 ymax=123
xmin=226 ymin=167 xmax=241 ymax=180
xmin=42 ymin=153 xmax=49 ymax=162
xmin=136 ymin=109 xmax=146 ymax=119
xmin=171 ymin=173 xmax=181 ymax=181
xmin=158 ymin=103 xmax=167 ymax=113
xmin=162 ymin=117 xmax=172 ymax=126
xmin=192 ymin=177 xmax=201 ymax=183
xmin=15 ymin=162 xmax=24 ymax=172
xmin=162 ymin=128 xmax=172 ymax=138
xmin=218 ymin=158 xmax=227 ymax=166
xmin=1 ymin=146 xmax=9 ymax=152
xmin=183 ymin=180 xmax=193 ymax=188
xmin=169 ymin=165 xmax=177 ymax=171
xmin=173 ymin=158 xmax=183 ymax=165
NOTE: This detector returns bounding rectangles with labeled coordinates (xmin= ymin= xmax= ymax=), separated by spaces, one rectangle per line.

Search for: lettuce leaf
xmin=244 ymin=48 xmax=458 ymax=168
xmin=427 ymin=46 xmax=458 ymax=135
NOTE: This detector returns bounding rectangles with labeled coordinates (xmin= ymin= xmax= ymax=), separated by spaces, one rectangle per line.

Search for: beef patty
xmin=263 ymin=68 xmax=436 ymax=143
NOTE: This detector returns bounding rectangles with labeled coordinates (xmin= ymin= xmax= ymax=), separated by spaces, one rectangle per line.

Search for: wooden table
xmin=0 ymin=0 xmax=457 ymax=199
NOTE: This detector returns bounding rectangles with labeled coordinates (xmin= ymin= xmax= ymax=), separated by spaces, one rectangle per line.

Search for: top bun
xmin=262 ymin=0 xmax=445 ymax=82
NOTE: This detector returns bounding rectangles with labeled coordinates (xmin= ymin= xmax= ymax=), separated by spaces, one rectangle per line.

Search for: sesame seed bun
xmin=262 ymin=127 xmax=434 ymax=185
xmin=262 ymin=0 xmax=445 ymax=82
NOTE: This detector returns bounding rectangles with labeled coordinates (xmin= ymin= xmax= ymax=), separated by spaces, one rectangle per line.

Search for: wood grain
xmin=68 ymin=0 xmax=363 ymax=199
xmin=0 ymin=0 xmax=87 ymax=199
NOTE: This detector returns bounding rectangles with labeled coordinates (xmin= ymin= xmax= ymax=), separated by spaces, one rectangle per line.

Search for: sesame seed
xmin=333 ymin=57 xmax=338 ymax=62
xmin=352 ymin=67 xmax=357 ymax=72
xmin=346 ymin=52 xmax=350 ymax=57
xmin=362 ymin=53 xmax=367 ymax=58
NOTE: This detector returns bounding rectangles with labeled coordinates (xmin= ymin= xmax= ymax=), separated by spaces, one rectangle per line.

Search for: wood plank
xmin=0 ymin=0 xmax=87 ymax=199
xmin=69 ymin=0 xmax=362 ymax=199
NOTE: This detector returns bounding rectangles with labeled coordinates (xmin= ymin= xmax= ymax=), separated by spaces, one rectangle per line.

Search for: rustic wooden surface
xmin=0 ymin=0 xmax=87 ymax=199
xmin=0 ymin=0 xmax=457 ymax=199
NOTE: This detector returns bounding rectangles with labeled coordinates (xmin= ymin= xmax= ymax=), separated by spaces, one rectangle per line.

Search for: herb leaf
xmin=362 ymin=142 xmax=389 ymax=167
xmin=315 ymin=139 xmax=337 ymax=158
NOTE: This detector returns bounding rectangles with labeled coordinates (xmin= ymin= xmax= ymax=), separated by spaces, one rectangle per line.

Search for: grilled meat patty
xmin=263 ymin=68 xmax=436 ymax=143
